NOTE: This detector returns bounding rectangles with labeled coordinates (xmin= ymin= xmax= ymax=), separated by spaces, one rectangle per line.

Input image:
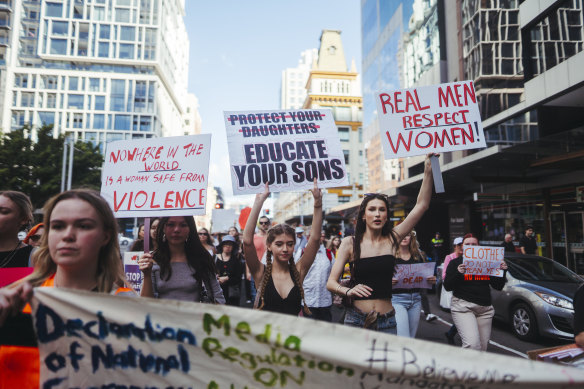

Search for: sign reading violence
xmin=393 ymin=262 xmax=435 ymax=289
xmin=376 ymin=81 xmax=486 ymax=159
xmin=101 ymin=135 xmax=211 ymax=217
xmin=224 ymin=109 xmax=349 ymax=194
xmin=31 ymin=288 xmax=584 ymax=388
xmin=463 ymin=245 xmax=505 ymax=277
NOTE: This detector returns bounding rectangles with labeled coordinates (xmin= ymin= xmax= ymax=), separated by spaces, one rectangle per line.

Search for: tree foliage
xmin=0 ymin=125 xmax=103 ymax=209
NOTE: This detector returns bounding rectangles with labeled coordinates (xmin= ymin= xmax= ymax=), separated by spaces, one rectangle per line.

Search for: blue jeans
xmin=392 ymin=292 xmax=422 ymax=338
xmin=344 ymin=306 xmax=397 ymax=334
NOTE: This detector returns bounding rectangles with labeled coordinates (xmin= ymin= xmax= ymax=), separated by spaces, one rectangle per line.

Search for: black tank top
xmin=353 ymin=255 xmax=395 ymax=300
xmin=262 ymin=268 xmax=301 ymax=316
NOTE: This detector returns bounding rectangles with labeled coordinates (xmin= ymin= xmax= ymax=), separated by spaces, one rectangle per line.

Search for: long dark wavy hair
xmin=350 ymin=194 xmax=399 ymax=280
xmin=153 ymin=216 xmax=217 ymax=285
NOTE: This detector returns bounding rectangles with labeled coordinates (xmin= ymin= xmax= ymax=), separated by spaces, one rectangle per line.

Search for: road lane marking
xmin=432 ymin=313 xmax=528 ymax=358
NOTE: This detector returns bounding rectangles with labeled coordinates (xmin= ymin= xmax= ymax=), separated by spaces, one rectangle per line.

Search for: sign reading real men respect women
xmin=224 ymin=109 xmax=349 ymax=194
xmin=376 ymin=81 xmax=487 ymax=158
xmin=101 ymin=135 xmax=211 ymax=217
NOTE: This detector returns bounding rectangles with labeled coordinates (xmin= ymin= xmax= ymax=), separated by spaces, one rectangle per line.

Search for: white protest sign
xmin=212 ymin=208 xmax=237 ymax=233
xmin=101 ymin=135 xmax=211 ymax=218
xmin=393 ymin=262 xmax=435 ymax=289
xmin=463 ymin=245 xmax=505 ymax=277
xmin=123 ymin=251 xmax=143 ymax=294
xmin=31 ymin=288 xmax=584 ymax=388
xmin=376 ymin=81 xmax=486 ymax=159
xmin=224 ymin=109 xmax=349 ymax=194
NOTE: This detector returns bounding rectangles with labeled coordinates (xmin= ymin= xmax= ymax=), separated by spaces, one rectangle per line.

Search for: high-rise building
xmin=280 ymin=48 xmax=317 ymax=110
xmin=274 ymin=30 xmax=365 ymax=224
xmin=0 ymin=0 xmax=192 ymax=149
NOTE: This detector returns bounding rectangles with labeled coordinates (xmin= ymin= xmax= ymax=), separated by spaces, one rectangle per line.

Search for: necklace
xmin=0 ymin=241 xmax=23 ymax=268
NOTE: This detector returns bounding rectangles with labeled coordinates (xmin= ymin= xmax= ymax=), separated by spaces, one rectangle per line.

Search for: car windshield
xmin=506 ymin=256 xmax=582 ymax=283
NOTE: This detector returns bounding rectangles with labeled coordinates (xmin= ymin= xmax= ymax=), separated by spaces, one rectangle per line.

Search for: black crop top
xmin=352 ymin=255 xmax=396 ymax=300
xmin=262 ymin=268 xmax=302 ymax=316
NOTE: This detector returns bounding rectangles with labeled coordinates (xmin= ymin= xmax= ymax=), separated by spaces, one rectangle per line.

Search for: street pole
xmin=60 ymin=138 xmax=68 ymax=192
xmin=67 ymin=136 xmax=74 ymax=190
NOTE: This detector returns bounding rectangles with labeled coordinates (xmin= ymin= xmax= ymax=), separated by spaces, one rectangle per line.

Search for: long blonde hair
xmin=257 ymin=223 xmax=310 ymax=315
xmin=23 ymin=189 xmax=127 ymax=292
xmin=396 ymin=230 xmax=426 ymax=262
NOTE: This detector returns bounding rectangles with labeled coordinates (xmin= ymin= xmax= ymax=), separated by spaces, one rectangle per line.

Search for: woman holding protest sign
xmin=392 ymin=230 xmax=436 ymax=337
xmin=0 ymin=191 xmax=34 ymax=269
xmin=443 ymin=233 xmax=508 ymax=351
xmin=138 ymin=216 xmax=225 ymax=304
xmin=243 ymin=180 xmax=322 ymax=316
xmin=0 ymin=189 xmax=134 ymax=388
xmin=326 ymin=154 xmax=435 ymax=333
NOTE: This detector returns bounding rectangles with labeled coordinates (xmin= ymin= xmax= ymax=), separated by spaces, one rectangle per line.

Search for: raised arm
xmin=393 ymin=153 xmax=435 ymax=240
xmin=243 ymin=183 xmax=269 ymax=284
xmin=296 ymin=180 xmax=323 ymax=280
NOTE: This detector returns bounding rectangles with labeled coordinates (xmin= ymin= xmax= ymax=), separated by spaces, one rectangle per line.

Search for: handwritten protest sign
xmin=224 ymin=109 xmax=349 ymax=194
xmin=463 ymin=245 xmax=505 ymax=277
xmin=123 ymin=251 xmax=142 ymax=293
xmin=393 ymin=262 xmax=435 ymax=289
xmin=101 ymin=135 xmax=211 ymax=217
xmin=376 ymin=81 xmax=486 ymax=159
xmin=31 ymin=289 xmax=584 ymax=389
xmin=212 ymin=208 xmax=237 ymax=233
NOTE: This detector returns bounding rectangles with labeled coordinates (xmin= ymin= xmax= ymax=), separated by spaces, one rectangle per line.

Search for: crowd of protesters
xmin=1 ymin=152 xmax=582 ymax=386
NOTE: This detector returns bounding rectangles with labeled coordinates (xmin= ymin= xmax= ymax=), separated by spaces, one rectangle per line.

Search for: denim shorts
xmin=344 ymin=306 xmax=397 ymax=334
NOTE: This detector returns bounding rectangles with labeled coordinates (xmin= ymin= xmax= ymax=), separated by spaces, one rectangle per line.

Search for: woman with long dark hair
xmin=139 ymin=216 xmax=225 ymax=303
xmin=243 ymin=181 xmax=322 ymax=315
xmin=326 ymin=154 xmax=434 ymax=333
xmin=197 ymin=227 xmax=216 ymax=256
xmin=216 ymin=235 xmax=243 ymax=306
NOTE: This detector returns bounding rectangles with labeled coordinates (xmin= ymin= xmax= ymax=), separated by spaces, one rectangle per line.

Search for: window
xmin=14 ymin=74 xmax=28 ymax=88
xmin=120 ymin=26 xmax=135 ymax=41
xmin=94 ymin=95 xmax=105 ymax=110
xmin=38 ymin=112 xmax=55 ymax=126
xmin=50 ymin=39 xmax=67 ymax=55
xmin=89 ymin=78 xmax=100 ymax=91
xmin=41 ymin=75 xmax=58 ymax=89
xmin=110 ymin=79 xmax=125 ymax=111
xmin=119 ymin=43 xmax=134 ymax=59
xmin=94 ymin=6 xmax=105 ymax=21
xmin=343 ymin=149 xmax=350 ymax=164
xmin=115 ymin=8 xmax=130 ymax=22
xmin=114 ymin=114 xmax=131 ymax=130
xmin=338 ymin=196 xmax=350 ymax=203
xmin=52 ymin=21 xmax=68 ymax=36
xmin=72 ymin=113 xmax=83 ymax=128
xmin=100 ymin=24 xmax=110 ymax=39
xmin=98 ymin=42 xmax=109 ymax=57
xmin=69 ymin=77 xmax=78 ymax=90
xmin=21 ymin=92 xmax=34 ymax=107
xmin=140 ymin=116 xmax=152 ymax=132
xmin=12 ymin=110 xmax=26 ymax=128
xmin=47 ymin=93 xmax=57 ymax=108
xmin=46 ymin=2 xmax=63 ymax=18
xmin=68 ymin=94 xmax=84 ymax=109
xmin=93 ymin=114 xmax=105 ymax=129
xmin=338 ymin=127 xmax=350 ymax=141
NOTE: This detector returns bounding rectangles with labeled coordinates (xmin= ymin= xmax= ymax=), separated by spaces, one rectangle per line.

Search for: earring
xmin=185 ymin=237 xmax=189 ymax=243
xmin=163 ymin=233 xmax=166 ymax=242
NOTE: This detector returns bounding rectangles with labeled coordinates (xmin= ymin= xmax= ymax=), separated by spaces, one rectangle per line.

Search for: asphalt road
xmin=416 ymin=292 xmax=572 ymax=358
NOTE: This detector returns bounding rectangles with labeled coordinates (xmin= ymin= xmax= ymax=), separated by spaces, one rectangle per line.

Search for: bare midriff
xmin=354 ymin=298 xmax=394 ymax=315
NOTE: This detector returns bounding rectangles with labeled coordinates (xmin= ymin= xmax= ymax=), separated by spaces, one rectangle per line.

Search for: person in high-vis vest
xmin=0 ymin=189 xmax=134 ymax=388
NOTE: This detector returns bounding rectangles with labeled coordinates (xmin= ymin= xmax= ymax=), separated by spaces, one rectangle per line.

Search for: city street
xmin=417 ymin=292 xmax=572 ymax=358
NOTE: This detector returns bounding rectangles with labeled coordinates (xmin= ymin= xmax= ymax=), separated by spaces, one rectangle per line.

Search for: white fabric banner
xmin=101 ymin=135 xmax=211 ymax=218
xmin=224 ymin=109 xmax=349 ymax=195
xmin=31 ymin=288 xmax=584 ymax=388
xmin=376 ymin=81 xmax=487 ymax=159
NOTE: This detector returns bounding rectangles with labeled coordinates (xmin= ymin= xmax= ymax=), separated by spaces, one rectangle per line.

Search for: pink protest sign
xmin=0 ymin=267 xmax=33 ymax=287
xmin=393 ymin=262 xmax=435 ymax=289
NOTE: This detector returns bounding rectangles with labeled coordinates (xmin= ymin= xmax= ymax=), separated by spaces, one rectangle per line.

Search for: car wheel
xmin=511 ymin=303 xmax=538 ymax=341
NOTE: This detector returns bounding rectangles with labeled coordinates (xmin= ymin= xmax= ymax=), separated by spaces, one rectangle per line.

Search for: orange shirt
xmin=0 ymin=275 xmax=132 ymax=389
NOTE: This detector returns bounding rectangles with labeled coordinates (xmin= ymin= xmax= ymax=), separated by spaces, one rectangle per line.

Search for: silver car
xmin=491 ymin=254 xmax=583 ymax=341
